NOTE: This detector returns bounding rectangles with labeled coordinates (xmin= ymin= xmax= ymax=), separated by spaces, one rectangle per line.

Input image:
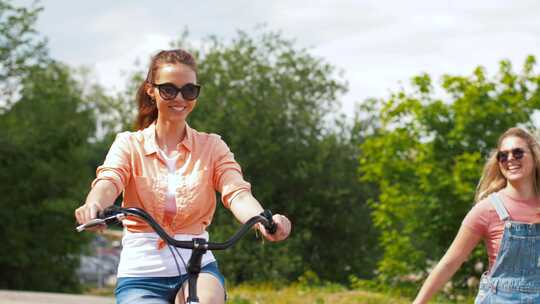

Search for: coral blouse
xmin=92 ymin=123 xmax=251 ymax=244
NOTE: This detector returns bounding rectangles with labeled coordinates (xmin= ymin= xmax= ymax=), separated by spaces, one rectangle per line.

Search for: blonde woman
xmin=414 ymin=127 xmax=540 ymax=303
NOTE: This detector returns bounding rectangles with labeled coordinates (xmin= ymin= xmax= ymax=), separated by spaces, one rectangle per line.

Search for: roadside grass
xmin=227 ymin=283 xmax=475 ymax=304
xmin=84 ymin=283 xmax=475 ymax=303
xmin=228 ymin=283 xmax=410 ymax=303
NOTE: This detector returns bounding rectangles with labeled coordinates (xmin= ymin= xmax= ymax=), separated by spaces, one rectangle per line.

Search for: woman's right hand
xmin=75 ymin=202 xmax=105 ymax=231
xmin=75 ymin=180 xmax=120 ymax=231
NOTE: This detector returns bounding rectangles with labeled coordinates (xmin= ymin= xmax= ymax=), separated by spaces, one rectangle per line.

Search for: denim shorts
xmin=115 ymin=262 xmax=225 ymax=304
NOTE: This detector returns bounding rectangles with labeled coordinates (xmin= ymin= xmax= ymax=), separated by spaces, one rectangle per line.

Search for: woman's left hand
xmin=258 ymin=214 xmax=292 ymax=242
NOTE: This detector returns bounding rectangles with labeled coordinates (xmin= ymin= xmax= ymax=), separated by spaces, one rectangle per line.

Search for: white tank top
xmin=116 ymin=147 xmax=216 ymax=277
xmin=116 ymin=230 xmax=216 ymax=277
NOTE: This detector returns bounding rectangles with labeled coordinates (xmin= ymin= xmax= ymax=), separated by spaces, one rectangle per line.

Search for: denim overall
xmin=475 ymin=193 xmax=540 ymax=304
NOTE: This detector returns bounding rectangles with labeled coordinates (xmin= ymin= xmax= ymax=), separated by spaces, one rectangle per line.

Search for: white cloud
xmin=13 ymin=0 xmax=540 ymax=116
xmin=94 ymin=33 xmax=174 ymax=91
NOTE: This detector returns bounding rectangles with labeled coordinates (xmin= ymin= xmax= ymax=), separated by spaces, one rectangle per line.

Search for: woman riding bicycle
xmin=74 ymin=49 xmax=292 ymax=304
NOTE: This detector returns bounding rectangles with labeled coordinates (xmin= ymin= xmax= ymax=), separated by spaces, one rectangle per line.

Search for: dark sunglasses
xmin=497 ymin=148 xmax=526 ymax=163
xmin=152 ymin=82 xmax=201 ymax=101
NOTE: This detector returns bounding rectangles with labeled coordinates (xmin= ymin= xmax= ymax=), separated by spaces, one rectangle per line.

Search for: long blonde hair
xmin=474 ymin=127 xmax=540 ymax=202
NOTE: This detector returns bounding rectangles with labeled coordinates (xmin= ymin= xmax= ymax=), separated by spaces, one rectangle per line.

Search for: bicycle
xmin=76 ymin=206 xmax=277 ymax=304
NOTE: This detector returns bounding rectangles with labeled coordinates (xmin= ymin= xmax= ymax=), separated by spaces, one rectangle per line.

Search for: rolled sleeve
xmin=91 ymin=132 xmax=132 ymax=193
xmin=212 ymin=137 xmax=251 ymax=208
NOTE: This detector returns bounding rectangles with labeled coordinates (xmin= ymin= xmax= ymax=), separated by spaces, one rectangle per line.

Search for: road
xmin=0 ymin=290 xmax=114 ymax=304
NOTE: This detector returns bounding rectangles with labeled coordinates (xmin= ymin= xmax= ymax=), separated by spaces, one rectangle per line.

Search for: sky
xmin=15 ymin=0 xmax=540 ymax=116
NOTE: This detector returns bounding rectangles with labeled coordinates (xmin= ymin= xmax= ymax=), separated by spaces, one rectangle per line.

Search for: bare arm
xmin=74 ymin=179 xmax=120 ymax=225
xmin=229 ymin=191 xmax=292 ymax=242
xmin=413 ymin=226 xmax=482 ymax=304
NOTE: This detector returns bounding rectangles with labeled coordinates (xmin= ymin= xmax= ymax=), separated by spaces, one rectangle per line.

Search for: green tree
xmin=0 ymin=0 xmax=48 ymax=109
xmin=359 ymin=56 xmax=540 ymax=292
xmin=163 ymin=30 xmax=380 ymax=283
xmin=0 ymin=61 xmax=96 ymax=291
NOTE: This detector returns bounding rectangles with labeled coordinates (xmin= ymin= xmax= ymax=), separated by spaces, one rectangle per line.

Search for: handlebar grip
xmin=261 ymin=209 xmax=277 ymax=234
xmin=75 ymin=210 xmax=125 ymax=232
xmin=76 ymin=218 xmax=106 ymax=232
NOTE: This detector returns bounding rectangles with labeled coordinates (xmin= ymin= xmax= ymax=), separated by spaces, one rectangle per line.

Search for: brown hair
xmin=135 ymin=49 xmax=197 ymax=130
xmin=474 ymin=127 xmax=540 ymax=202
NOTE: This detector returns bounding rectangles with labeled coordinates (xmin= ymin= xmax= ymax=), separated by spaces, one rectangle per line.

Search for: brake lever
xmin=75 ymin=213 xmax=126 ymax=232
xmin=99 ymin=205 xmax=122 ymax=218
xmin=260 ymin=209 xmax=277 ymax=234
xmin=76 ymin=218 xmax=105 ymax=232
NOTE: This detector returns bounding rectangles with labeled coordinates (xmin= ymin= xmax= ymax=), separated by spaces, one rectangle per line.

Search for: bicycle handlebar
xmin=76 ymin=206 xmax=277 ymax=250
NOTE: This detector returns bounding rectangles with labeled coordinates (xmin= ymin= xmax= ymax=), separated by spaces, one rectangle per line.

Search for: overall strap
xmin=488 ymin=192 xmax=510 ymax=221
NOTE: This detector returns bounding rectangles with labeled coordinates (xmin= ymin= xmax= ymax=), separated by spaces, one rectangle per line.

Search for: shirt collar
xmin=142 ymin=122 xmax=193 ymax=156
xmin=182 ymin=123 xmax=194 ymax=152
